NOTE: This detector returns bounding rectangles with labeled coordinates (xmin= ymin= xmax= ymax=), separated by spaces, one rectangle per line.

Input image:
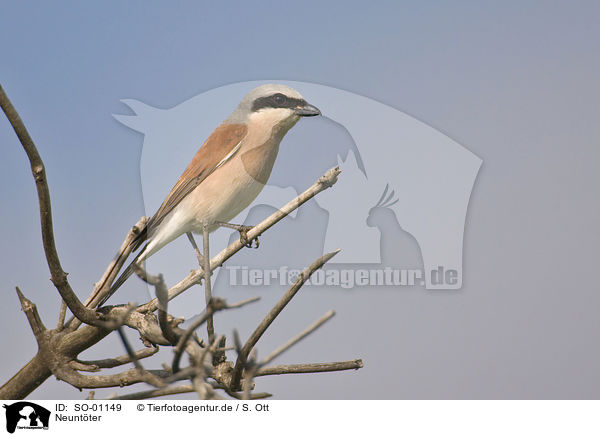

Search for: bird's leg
xmin=201 ymin=222 xmax=216 ymax=349
xmin=186 ymin=232 xmax=205 ymax=266
xmin=215 ymin=221 xmax=260 ymax=248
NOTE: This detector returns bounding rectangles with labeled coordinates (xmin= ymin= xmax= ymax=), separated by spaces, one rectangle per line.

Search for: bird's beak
xmin=295 ymin=102 xmax=321 ymax=117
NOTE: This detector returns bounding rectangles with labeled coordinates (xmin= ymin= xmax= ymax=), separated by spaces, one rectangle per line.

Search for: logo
xmin=113 ymin=80 xmax=481 ymax=311
xmin=3 ymin=402 xmax=50 ymax=433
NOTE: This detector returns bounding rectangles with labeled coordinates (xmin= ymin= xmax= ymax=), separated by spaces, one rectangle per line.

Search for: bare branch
xmin=2 ymin=302 xmax=170 ymax=398
xmin=224 ymin=390 xmax=272 ymax=400
xmin=56 ymin=301 xmax=67 ymax=331
xmin=242 ymin=349 xmax=259 ymax=400
xmin=0 ymin=83 xmax=104 ymax=328
xmin=230 ymin=250 xmax=340 ymax=390
xmin=261 ymin=310 xmax=336 ymax=366
xmin=255 ymin=360 xmax=364 ymax=377
xmin=132 ymin=265 xmax=179 ymax=345
xmin=74 ymin=346 xmax=158 ymax=371
xmin=53 ymin=366 xmax=169 ymax=389
xmin=225 ymin=296 xmax=261 ymax=308
xmin=15 ymin=287 xmax=46 ymax=342
xmin=188 ymin=334 xmax=226 ymax=400
xmin=104 ymin=306 xmax=175 ymax=346
xmin=107 ymin=378 xmax=272 ymax=401
xmin=108 ymin=384 xmax=196 ymax=400
xmin=116 ymin=328 xmax=143 ymax=372
xmin=171 ymin=297 xmax=258 ymax=373
xmin=69 ymin=361 xmax=102 ymax=373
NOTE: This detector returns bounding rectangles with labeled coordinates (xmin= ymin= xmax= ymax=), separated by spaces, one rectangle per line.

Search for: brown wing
xmin=137 ymin=123 xmax=247 ymax=246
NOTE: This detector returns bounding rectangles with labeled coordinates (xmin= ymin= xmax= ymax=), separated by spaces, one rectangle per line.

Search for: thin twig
xmin=171 ymin=297 xmax=258 ymax=373
xmin=223 ymin=389 xmax=272 ymax=400
xmin=108 ymin=384 xmax=196 ymax=400
xmin=230 ymin=250 xmax=340 ymax=390
xmin=255 ymin=360 xmax=364 ymax=377
xmin=53 ymin=366 xmax=169 ymax=389
xmin=0 ymin=83 xmax=104 ymax=328
xmin=56 ymin=300 xmax=67 ymax=331
xmin=132 ymin=264 xmax=179 ymax=345
xmin=15 ymin=287 xmax=46 ymax=342
xmin=116 ymin=327 xmax=165 ymax=388
xmin=242 ymin=349 xmax=258 ymax=400
xmin=76 ymin=346 xmax=158 ymax=370
xmin=261 ymin=310 xmax=336 ymax=366
xmin=190 ymin=334 xmax=225 ymax=400
xmin=225 ymin=296 xmax=261 ymax=308
xmin=116 ymin=328 xmax=144 ymax=372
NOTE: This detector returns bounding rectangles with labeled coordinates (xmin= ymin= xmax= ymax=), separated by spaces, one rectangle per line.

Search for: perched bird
xmin=93 ymin=84 xmax=321 ymax=307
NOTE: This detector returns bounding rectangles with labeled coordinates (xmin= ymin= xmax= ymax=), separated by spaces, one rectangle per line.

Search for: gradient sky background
xmin=1 ymin=1 xmax=599 ymax=399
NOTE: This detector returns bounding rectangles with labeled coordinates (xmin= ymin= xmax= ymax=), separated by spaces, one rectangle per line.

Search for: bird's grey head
xmin=225 ymin=84 xmax=321 ymax=125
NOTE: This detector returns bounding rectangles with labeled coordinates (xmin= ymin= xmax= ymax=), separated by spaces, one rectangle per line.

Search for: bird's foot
xmin=237 ymin=225 xmax=259 ymax=248
xmin=216 ymin=222 xmax=259 ymax=248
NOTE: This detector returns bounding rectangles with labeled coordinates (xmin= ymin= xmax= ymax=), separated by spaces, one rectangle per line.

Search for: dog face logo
xmin=3 ymin=402 xmax=50 ymax=433
xmin=114 ymin=80 xmax=481 ymax=309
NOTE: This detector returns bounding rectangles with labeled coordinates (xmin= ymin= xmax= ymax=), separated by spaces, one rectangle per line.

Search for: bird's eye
xmin=272 ymin=93 xmax=286 ymax=106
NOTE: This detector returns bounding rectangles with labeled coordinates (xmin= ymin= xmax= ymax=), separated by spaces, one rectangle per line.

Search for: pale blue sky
xmin=1 ymin=1 xmax=599 ymax=399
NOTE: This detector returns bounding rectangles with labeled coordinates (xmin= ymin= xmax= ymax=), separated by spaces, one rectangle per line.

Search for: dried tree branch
xmin=224 ymin=390 xmax=272 ymax=400
xmin=222 ymin=296 xmax=261 ymax=309
xmin=69 ymin=361 xmax=103 ymax=373
xmin=261 ymin=310 xmax=335 ymax=366
xmin=108 ymin=384 xmax=196 ymax=400
xmin=171 ymin=297 xmax=259 ymax=373
xmin=117 ymin=327 xmax=165 ymax=388
xmin=2 ymin=301 xmax=172 ymax=398
xmin=230 ymin=250 xmax=340 ymax=390
xmin=56 ymin=301 xmax=67 ymax=331
xmin=109 ymin=379 xmax=272 ymax=400
xmin=15 ymin=288 xmax=46 ymax=342
xmin=190 ymin=334 xmax=227 ymax=400
xmin=53 ymin=366 xmax=169 ymax=390
xmin=255 ymin=360 xmax=364 ymax=377
xmin=132 ymin=265 xmax=180 ymax=345
xmin=75 ymin=346 xmax=158 ymax=370
xmin=116 ymin=328 xmax=143 ymax=371
xmin=241 ymin=349 xmax=259 ymax=400
xmin=0 ymin=83 xmax=104 ymax=328
xmin=104 ymin=306 xmax=180 ymax=346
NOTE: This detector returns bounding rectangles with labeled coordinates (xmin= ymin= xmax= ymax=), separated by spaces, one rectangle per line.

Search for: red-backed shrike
xmin=94 ymin=84 xmax=320 ymax=306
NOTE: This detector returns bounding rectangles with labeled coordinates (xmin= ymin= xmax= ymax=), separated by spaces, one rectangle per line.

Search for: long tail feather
xmin=87 ymin=226 xmax=149 ymax=309
xmin=96 ymin=248 xmax=145 ymax=307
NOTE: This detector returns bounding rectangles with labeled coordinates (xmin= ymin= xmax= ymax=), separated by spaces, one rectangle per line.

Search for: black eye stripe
xmin=252 ymin=94 xmax=307 ymax=112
